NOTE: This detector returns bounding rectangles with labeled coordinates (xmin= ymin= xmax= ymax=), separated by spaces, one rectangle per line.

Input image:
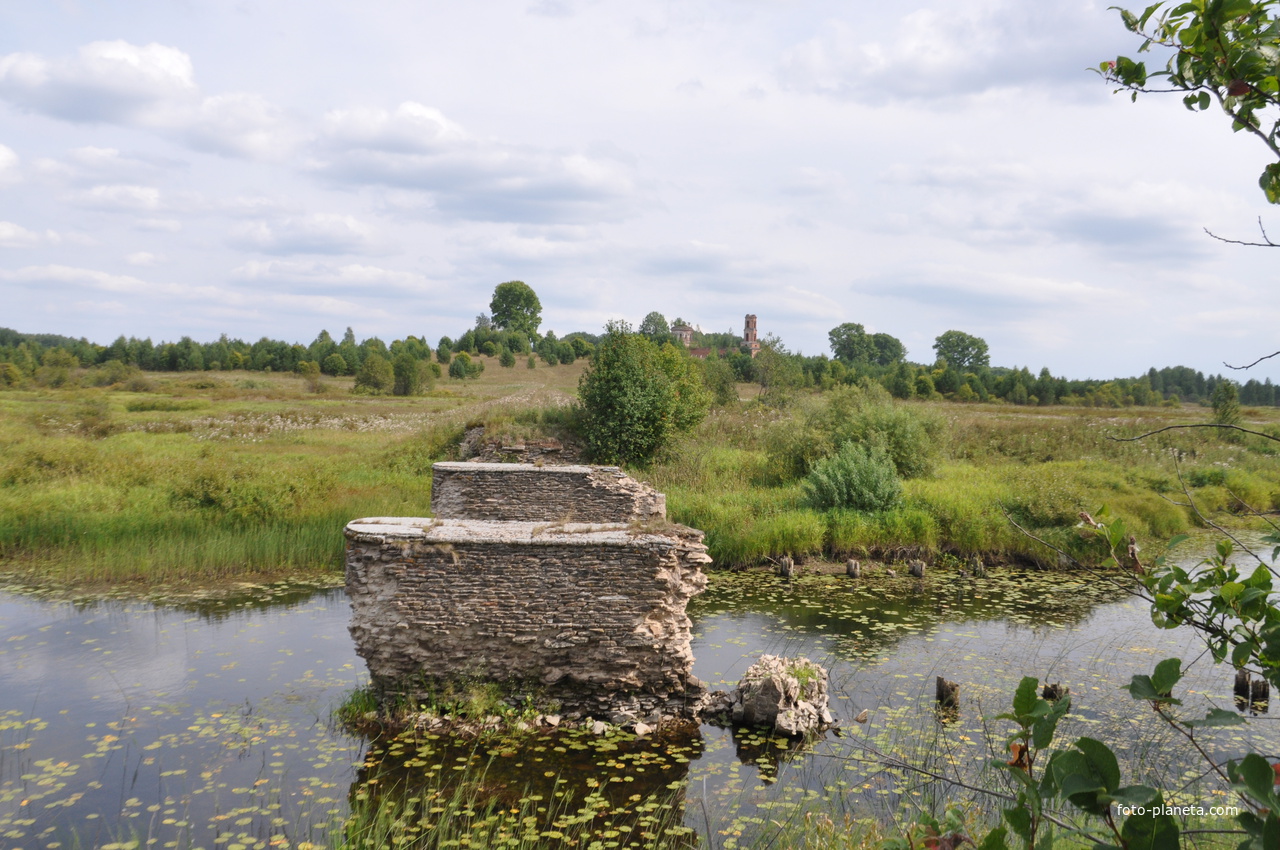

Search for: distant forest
xmin=0 ymin=324 xmax=1273 ymax=408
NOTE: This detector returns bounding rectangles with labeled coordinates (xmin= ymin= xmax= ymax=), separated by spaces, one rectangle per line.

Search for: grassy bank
xmin=1 ymin=363 xmax=1276 ymax=587
xmin=0 ymin=361 xmax=585 ymax=587
xmin=643 ymin=394 xmax=1280 ymax=567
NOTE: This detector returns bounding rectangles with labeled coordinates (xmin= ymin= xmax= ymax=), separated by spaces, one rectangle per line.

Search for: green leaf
xmin=1003 ymin=805 xmax=1033 ymax=842
xmin=1150 ymin=657 xmax=1183 ymax=696
xmin=1124 ymin=674 xmax=1161 ymax=701
xmin=1074 ymin=737 xmax=1122 ymax=793
xmin=1012 ymin=676 xmax=1039 ymax=720
xmin=1198 ymin=89 xmax=1211 ymax=109
xmin=1119 ymin=791 xmax=1180 ymax=847
xmin=1234 ymin=753 xmax=1279 ymax=806
xmin=1219 ymin=581 xmax=1245 ymax=603
xmin=1110 ymin=784 xmax=1159 ymax=806
xmin=1183 ymin=708 xmax=1246 ymax=728
xmin=976 ymin=825 xmax=1010 ymax=850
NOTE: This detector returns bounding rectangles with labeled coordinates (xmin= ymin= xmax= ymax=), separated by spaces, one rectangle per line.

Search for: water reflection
xmin=0 ymin=555 xmax=1273 ymax=847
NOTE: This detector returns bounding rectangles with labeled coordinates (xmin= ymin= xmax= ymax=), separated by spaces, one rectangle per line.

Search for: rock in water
xmin=729 ymin=654 xmax=832 ymax=736
xmin=908 ymin=559 xmax=925 ymax=578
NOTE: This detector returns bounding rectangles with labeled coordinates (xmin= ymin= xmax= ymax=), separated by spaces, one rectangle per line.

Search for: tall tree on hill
xmin=489 ymin=281 xmax=542 ymax=338
xmin=932 ymin=330 xmax=989 ymax=371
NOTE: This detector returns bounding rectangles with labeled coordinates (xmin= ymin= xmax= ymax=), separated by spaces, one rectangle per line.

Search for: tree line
xmin=0 ymin=296 xmax=1270 ymax=408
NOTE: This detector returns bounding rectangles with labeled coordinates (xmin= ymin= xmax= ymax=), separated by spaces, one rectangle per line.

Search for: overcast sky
xmin=1 ymin=0 xmax=1276 ymax=380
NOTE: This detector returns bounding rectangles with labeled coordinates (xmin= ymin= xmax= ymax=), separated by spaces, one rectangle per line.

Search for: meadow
xmin=0 ymin=356 xmax=1276 ymax=590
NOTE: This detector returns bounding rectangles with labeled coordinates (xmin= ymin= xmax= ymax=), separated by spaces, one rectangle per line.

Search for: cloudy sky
xmin=1 ymin=0 xmax=1276 ymax=379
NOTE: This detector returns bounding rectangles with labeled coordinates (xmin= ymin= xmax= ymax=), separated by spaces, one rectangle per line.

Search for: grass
xmin=2 ymin=362 xmax=1278 ymax=587
xmin=644 ymin=396 xmax=1280 ymax=567
xmin=0 ymin=360 xmax=587 ymax=587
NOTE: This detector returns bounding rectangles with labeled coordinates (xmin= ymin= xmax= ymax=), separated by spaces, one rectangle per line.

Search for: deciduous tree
xmin=489 ymin=281 xmax=542 ymax=337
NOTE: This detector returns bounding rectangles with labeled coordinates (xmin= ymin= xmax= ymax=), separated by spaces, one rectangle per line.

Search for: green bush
xmin=499 ymin=347 xmax=516 ymax=368
xmin=578 ymin=322 xmax=709 ymax=466
xmin=321 ymin=353 xmax=347 ymax=376
xmin=392 ymin=354 xmax=432 ymax=396
xmin=803 ymin=442 xmax=902 ymax=511
xmin=449 ymin=353 xmax=470 ymax=379
xmin=353 ymin=353 xmax=394 ymax=394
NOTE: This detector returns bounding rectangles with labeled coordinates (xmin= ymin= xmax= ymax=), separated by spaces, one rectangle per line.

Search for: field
xmin=1 ymin=357 xmax=1277 ymax=589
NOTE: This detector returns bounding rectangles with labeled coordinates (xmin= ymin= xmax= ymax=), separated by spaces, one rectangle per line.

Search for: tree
xmin=578 ymin=321 xmax=698 ymax=465
xmin=1102 ymin=1 xmax=1280 ymax=203
xmin=828 ymin=323 xmax=874 ymax=364
xmin=932 ymin=330 xmax=989 ymax=371
xmin=392 ymin=352 xmax=430 ymax=396
xmin=1211 ymin=378 xmax=1243 ymax=426
xmin=870 ymin=332 xmax=906 ymax=366
xmin=353 ymin=353 xmax=394 ymax=394
xmin=489 ymin=281 xmax=542 ymax=337
xmin=638 ymin=311 xmax=670 ymax=339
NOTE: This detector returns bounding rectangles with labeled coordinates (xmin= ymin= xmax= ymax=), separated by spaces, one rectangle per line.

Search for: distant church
xmin=681 ymin=314 xmax=761 ymax=359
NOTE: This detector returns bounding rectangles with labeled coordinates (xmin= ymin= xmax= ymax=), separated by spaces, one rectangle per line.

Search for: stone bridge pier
xmin=344 ymin=462 xmax=711 ymax=723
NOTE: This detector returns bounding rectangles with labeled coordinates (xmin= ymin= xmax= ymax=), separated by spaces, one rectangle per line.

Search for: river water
xmin=0 ymin=557 xmax=1271 ymax=849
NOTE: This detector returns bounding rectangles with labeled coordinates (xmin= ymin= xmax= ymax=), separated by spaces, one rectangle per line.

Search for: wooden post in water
xmin=845 ymin=559 xmax=861 ymax=578
xmin=936 ymin=676 xmax=959 ymax=709
xmin=777 ymin=556 xmax=795 ymax=579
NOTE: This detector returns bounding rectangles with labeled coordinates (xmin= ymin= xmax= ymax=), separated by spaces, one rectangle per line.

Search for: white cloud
xmin=777 ymin=2 xmax=1130 ymax=103
xmin=125 ymin=251 xmax=163 ymax=266
xmin=231 ymin=259 xmax=437 ymax=296
xmin=0 ymin=144 xmax=18 ymax=182
xmin=0 ymin=41 xmax=195 ymax=123
xmin=314 ymin=101 xmax=638 ymax=224
xmin=72 ymin=183 xmax=164 ymax=211
xmin=0 ymin=221 xmax=42 ymax=247
xmin=0 ymin=41 xmax=301 ymax=161
xmin=228 ymin=213 xmax=383 ymax=255
xmin=135 ymin=218 xmax=182 ymax=232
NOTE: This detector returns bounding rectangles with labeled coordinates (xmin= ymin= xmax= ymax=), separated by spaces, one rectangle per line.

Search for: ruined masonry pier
xmin=344 ymin=462 xmax=712 ymax=722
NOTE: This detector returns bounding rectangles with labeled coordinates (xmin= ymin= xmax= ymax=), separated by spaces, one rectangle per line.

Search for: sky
xmin=1 ymin=0 xmax=1277 ymax=380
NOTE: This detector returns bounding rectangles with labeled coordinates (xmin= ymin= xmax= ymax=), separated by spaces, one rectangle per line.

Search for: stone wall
xmin=430 ymin=462 xmax=666 ymax=523
xmin=345 ymin=463 xmax=709 ymax=722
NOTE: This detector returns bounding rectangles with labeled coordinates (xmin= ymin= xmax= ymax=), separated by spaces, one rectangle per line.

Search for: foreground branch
xmin=1107 ymin=423 xmax=1280 ymax=444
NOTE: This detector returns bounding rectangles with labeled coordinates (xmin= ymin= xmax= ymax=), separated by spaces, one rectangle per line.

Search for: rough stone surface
xmin=725 ymin=655 xmax=832 ymax=736
xmin=346 ymin=463 xmax=709 ymax=719
xmin=430 ymin=462 xmax=666 ymax=523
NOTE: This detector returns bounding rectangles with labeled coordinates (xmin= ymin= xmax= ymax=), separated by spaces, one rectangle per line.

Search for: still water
xmin=0 ymin=559 xmax=1271 ymax=849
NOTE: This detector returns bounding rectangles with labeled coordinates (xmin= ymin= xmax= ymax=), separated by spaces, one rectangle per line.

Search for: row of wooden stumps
xmin=934 ymin=678 xmax=1069 ymax=722
xmin=1235 ymin=669 xmax=1271 ymax=713
xmin=934 ymin=671 xmax=1269 ymax=719
xmin=774 ymin=556 xmax=989 ymax=579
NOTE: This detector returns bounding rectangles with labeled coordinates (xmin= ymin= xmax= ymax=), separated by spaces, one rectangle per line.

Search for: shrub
xmin=499 ymin=347 xmax=516 ymax=368
xmin=699 ymin=356 xmax=738 ymax=406
xmin=353 ymin=353 xmax=394 ymax=394
xmin=393 ymin=354 xmax=432 ymax=396
xmin=578 ymin=322 xmax=678 ymax=466
xmin=448 ymin=352 xmax=483 ymax=380
xmin=803 ymin=443 xmax=902 ymax=512
xmin=527 ymin=355 xmax=536 ymax=369
xmin=83 ymin=359 xmax=137 ymax=388
xmin=0 ymin=362 xmax=23 ymax=388
xmin=321 ymin=353 xmax=347 ymax=376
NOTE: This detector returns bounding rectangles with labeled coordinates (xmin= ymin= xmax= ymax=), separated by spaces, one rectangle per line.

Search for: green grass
xmin=3 ymin=364 xmax=1278 ymax=586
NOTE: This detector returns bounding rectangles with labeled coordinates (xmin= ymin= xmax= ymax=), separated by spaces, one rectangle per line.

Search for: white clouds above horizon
xmin=0 ymin=2 xmax=1275 ymax=380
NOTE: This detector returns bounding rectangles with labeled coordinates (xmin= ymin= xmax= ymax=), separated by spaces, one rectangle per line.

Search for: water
xmin=0 ymin=558 xmax=1271 ymax=848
